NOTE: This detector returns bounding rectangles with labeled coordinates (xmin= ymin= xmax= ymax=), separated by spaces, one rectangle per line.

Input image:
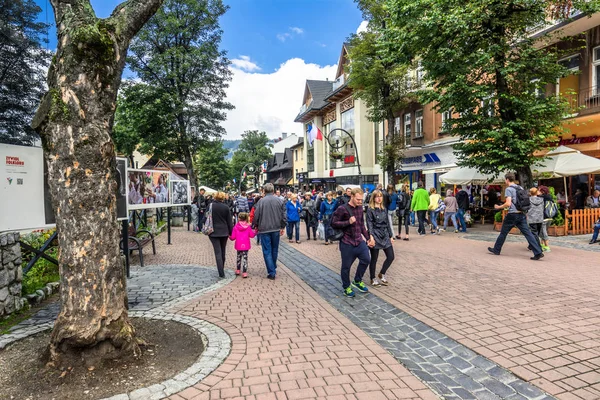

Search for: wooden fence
xmin=565 ymin=208 xmax=600 ymax=235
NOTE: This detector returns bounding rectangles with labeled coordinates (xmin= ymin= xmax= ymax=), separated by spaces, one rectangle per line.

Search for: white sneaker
xmin=371 ymin=278 xmax=381 ymax=287
xmin=378 ymin=273 xmax=389 ymax=286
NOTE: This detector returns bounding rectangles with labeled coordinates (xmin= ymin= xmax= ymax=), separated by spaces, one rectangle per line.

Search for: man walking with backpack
xmin=488 ymin=173 xmax=544 ymax=260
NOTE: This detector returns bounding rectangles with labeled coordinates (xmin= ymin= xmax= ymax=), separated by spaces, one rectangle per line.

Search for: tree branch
xmin=49 ymin=0 xmax=96 ymax=33
xmin=108 ymin=0 xmax=165 ymax=43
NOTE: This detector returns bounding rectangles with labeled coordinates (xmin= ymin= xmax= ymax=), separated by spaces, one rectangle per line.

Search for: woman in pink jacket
xmin=229 ymin=212 xmax=257 ymax=278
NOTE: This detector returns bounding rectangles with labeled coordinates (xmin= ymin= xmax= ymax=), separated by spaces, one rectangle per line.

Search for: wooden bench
xmin=120 ymin=224 xmax=156 ymax=268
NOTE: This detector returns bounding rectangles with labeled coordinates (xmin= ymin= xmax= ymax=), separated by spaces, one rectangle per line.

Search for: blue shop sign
xmin=401 ymin=153 xmax=441 ymax=166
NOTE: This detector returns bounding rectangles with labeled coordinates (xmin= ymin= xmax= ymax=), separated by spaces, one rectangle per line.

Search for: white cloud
xmin=223 ymin=58 xmax=338 ymax=139
xmin=231 ymin=55 xmax=261 ymax=72
xmin=277 ymin=27 xmax=304 ymax=42
xmin=356 ymin=20 xmax=368 ymax=34
xmin=276 ymin=33 xmax=291 ymax=42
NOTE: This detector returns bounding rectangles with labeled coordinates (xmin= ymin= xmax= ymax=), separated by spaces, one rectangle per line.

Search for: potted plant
xmin=547 ymin=187 xmax=567 ymax=236
xmin=329 ymin=151 xmax=344 ymax=160
xmin=494 ymin=211 xmax=503 ymax=231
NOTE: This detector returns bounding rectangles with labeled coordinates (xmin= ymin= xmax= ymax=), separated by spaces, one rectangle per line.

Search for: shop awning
xmin=422 ymin=164 xmax=457 ymax=175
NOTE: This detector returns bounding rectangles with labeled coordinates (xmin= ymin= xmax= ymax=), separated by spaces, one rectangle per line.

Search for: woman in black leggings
xmin=396 ymin=186 xmax=411 ymax=241
xmin=366 ymin=190 xmax=395 ymax=287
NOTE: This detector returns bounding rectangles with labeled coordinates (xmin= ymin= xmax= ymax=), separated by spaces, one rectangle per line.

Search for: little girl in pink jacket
xmin=229 ymin=212 xmax=257 ymax=278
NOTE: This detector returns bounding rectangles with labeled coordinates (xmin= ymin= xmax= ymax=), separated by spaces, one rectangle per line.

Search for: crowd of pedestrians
xmin=191 ymin=176 xmax=568 ymax=296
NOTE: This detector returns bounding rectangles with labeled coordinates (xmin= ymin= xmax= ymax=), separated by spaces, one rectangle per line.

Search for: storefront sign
xmin=297 ymin=173 xmax=306 ymax=183
xmin=401 ymin=153 xmax=441 ymax=166
xmin=552 ymin=136 xmax=599 ymax=146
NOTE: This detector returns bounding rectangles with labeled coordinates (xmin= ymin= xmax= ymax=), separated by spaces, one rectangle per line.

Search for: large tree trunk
xmin=182 ymin=147 xmax=198 ymax=187
xmin=31 ymin=0 xmax=164 ymax=367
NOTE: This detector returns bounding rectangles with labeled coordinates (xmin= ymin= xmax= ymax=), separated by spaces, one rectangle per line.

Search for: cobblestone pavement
xmin=278 ymin=244 xmax=553 ymax=400
xmin=289 ymin=224 xmax=600 ymax=400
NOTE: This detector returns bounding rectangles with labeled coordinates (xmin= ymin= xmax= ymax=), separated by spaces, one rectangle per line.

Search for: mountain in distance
xmin=222 ymin=139 xmax=241 ymax=160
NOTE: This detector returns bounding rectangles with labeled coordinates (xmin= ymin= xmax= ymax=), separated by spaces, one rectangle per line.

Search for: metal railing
xmin=579 ymin=86 xmax=600 ymax=112
xmin=299 ymin=103 xmax=309 ymax=115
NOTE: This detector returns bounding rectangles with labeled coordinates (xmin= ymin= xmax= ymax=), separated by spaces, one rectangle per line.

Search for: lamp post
xmin=323 ymin=128 xmax=362 ymax=183
xmin=239 ymin=163 xmax=258 ymax=194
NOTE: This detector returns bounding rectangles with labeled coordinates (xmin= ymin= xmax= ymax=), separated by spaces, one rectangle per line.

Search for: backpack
xmin=513 ymin=186 xmax=530 ymax=213
xmin=435 ymin=198 xmax=446 ymax=213
xmin=329 ymin=204 xmax=353 ymax=242
xmin=544 ymin=199 xmax=558 ymax=219
xmin=397 ymin=192 xmax=408 ymax=211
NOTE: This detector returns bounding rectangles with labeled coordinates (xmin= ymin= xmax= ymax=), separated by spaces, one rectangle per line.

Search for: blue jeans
xmin=444 ymin=212 xmax=458 ymax=230
xmin=287 ymin=221 xmax=300 ymax=241
xmin=260 ymin=231 xmax=280 ymax=277
xmin=340 ymin=241 xmax=370 ymax=289
xmin=493 ymin=213 xmax=542 ymax=256
xmin=591 ymin=223 xmax=600 ymax=242
xmin=410 ymin=211 xmax=415 ymax=225
xmin=429 ymin=210 xmax=439 ymax=230
xmin=457 ymin=208 xmax=467 ymax=232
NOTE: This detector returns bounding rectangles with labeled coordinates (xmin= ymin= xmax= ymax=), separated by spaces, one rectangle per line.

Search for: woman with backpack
xmin=366 ymin=190 xmax=395 ymax=287
xmin=395 ymin=186 xmax=411 ymax=240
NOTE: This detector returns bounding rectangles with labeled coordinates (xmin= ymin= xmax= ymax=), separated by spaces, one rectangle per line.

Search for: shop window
xmin=441 ymin=109 xmax=451 ymax=132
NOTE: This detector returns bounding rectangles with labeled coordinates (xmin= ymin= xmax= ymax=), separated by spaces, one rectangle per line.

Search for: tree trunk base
xmin=47 ymin=315 xmax=139 ymax=369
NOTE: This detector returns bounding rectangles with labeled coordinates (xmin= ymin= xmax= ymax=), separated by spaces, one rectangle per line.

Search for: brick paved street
xmin=4 ymin=223 xmax=599 ymax=399
xmin=287 ymin=224 xmax=600 ymax=400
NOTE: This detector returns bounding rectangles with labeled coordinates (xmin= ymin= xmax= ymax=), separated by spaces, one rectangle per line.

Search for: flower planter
xmin=547 ymin=225 xmax=567 ymax=236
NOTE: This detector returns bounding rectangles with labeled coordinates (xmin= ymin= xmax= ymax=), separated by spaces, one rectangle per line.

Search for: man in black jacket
xmin=455 ymin=185 xmax=469 ymax=233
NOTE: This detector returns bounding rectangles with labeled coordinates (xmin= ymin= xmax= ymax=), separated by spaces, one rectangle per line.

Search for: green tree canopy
xmin=195 ymin=140 xmax=230 ymax=190
xmin=0 ymin=0 xmax=50 ymax=145
xmin=114 ymin=0 xmax=233 ymax=186
xmin=346 ymin=0 xmax=413 ymax=180
xmin=383 ymin=0 xmax=599 ymax=187
xmin=230 ymin=130 xmax=272 ymax=188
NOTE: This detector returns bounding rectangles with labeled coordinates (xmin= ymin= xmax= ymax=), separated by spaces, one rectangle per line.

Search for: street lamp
xmin=239 ymin=163 xmax=258 ymax=193
xmin=324 ymin=128 xmax=362 ymax=181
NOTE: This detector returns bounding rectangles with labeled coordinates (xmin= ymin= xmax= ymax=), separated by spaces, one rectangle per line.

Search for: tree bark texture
xmin=32 ymin=0 xmax=163 ymax=365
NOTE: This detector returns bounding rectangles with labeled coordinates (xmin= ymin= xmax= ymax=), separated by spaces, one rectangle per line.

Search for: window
xmin=341 ymin=108 xmax=355 ymax=136
xmin=441 ymin=109 xmax=451 ymax=132
xmin=374 ymin=122 xmax=382 ymax=157
xmin=307 ymin=147 xmax=314 ymax=172
xmin=415 ymin=110 xmax=423 ymax=138
xmin=394 ymin=117 xmax=401 ymax=135
xmin=326 ymin=120 xmax=338 ymax=169
xmin=558 ymin=54 xmax=581 ymax=70
xmin=481 ymin=96 xmax=494 ymax=117
xmin=404 ymin=113 xmax=412 ymax=146
xmin=295 ymin=150 xmax=298 ymax=161
xmin=416 ymin=61 xmax=424 ymax=86
xmin=594 ymin=47 xmax=600 ymax=95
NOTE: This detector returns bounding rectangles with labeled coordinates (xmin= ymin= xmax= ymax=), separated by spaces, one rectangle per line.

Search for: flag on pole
xmin=306 ymin=123 xmax=323 ymax=146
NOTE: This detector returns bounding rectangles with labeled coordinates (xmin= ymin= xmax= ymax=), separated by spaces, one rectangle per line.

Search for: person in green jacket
xmin=411 ymin=181 xmax=430 ymax=235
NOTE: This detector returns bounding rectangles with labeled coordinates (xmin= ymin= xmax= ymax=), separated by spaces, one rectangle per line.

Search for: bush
xmin=494 ymin=211 xmax=503 ymax=222
xmin=20 ymin=229 xmax=59 ymax=295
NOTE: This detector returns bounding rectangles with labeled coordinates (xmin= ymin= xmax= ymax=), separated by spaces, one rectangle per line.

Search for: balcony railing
xmin=332 ymin=75 xmax=345 ymax=91
xmin=579 ymin=86 xmax=600 ymax=113
xmin=298 ymin=103 xmax=308 ymax=115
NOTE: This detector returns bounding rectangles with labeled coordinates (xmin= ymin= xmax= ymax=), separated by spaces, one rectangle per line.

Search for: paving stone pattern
xmin=278 ymin=243 xmax=555 ymax=400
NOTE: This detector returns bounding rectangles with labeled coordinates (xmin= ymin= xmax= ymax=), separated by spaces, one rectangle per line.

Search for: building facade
xmin=295 ymin=44 xmax=383 ymax=192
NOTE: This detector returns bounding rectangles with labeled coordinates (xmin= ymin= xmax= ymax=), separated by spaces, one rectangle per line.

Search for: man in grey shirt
xmin=488 ymin=173 xmax=543 ymax=260
xmin=253 ymin=183 xmax=287 ymax=279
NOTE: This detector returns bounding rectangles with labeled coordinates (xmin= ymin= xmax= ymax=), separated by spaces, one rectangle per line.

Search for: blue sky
xmin=34 ymin=0 xmax=365 ymax=139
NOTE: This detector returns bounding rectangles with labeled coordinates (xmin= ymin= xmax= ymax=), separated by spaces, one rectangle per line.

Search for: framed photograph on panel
xmin=171 ymin=180 xmax=191 ymax=205
xmin=126 ymin=169 xmax=171 ymax=210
